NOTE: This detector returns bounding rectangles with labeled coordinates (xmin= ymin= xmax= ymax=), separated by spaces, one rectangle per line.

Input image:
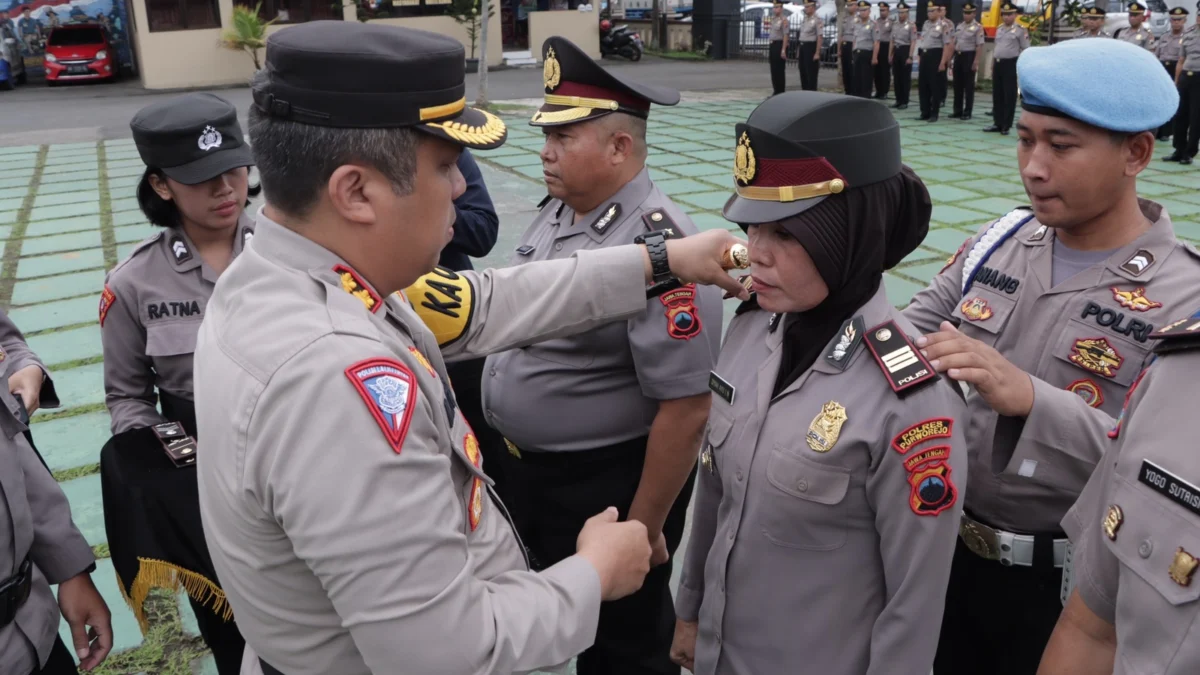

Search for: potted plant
xmin=219 ymin=2 xmax=275 ymax=70
xmin=449 ymin=0 xmax=492 ymax=72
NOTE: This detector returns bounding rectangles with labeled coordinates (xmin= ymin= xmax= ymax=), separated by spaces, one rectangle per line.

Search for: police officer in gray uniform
xmin=840 ymin=9 xmax=857 ymax=93
xmin=851 ymin=0 xmax=875 ymax=97
xmin=899 ymin=38 xmax=1197 ymax=675
xmin=669 ymin=91 xmax=967 ymax=675
xmin=872 ymin=2 xmax=893 ymax=99
xmin=1165 ymin=5 xmax=1200 ymax=165
xmin=0 ymin=313 xmax=112 ymax=675
xmin=890 ymin=1 xmax=919 ymax=109
xmin=483 ymin=36 xmax=722 ymax=675
xmin=950 ymin=2 xmax=985 ymax=120
xmin=918 ymin=0 xmax=950 ymax=121
xmin=984 ymin=2 xmax=1030 ymax=135
xmin=98 ymin=93 xmax=253 ymax=674
xmin=1156 ymin=7 xmax=1189 ymax=141
xmin=797 ymin=0 xmax=823 ymax=91
xmin=1038 ymin=307 xmax=1200 ymax=674
xmin=1116 ymin=2 xmax=1156 ymax=48
xmin=194 ymin=22 xmax=748 ymax=675
xmin=1074 ymin=5 xmax=1113 ymax=37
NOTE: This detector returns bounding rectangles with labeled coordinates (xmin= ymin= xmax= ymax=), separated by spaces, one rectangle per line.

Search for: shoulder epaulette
xmin=960 ymin=207 xmax=1035 ymax=297
xmin=108 ymin=230 xmax=167 ymax=278
xmin=641 ymin=208 xmax=679 ymax=235
xmin=1149 ymin=307 xmax=1200 ymax=354
xmin=863 ymin=320 xmax=939 ymax=397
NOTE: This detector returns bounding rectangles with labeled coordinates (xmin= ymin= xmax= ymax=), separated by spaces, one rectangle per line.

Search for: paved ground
xmin=3 ymin=95 xmax=1198 ymax=674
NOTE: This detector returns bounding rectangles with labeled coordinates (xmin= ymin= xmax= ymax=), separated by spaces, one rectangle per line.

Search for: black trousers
xmin=919 ymin=47 xmax=943 ymax=116
xmin=992 ymin=57 xmax=1018 ymax=131
xmin=1175 ymin=70 xmax=1200 ymax=158
xmin=934 ymin=536 xmax=1065 ymax=675
xmin=852 ymin=49 xmax=873 ymax=97
xmin=1161 ymin=60 xmax=1179 ymax=137
xmin=873 ymin=41 xmax=890 ymax=98
xmin=952 ymin=51 xmax=977 ymax=116
xmin=499 ymin=437 xmax=696 ymax=675
xmin=445 ymin=356 xmax=510 ymax=501
xmin=892 ymin=45 xmax=912 ymax=104
xmin=30 ymin=637 xmax=78 ymax=675
xmin=188 ymin=595 xmax=246 ymax=674
xmin=840 ymin=42 xmax=853 ymax=92
xmin=938 ymin=54 xmax=949 ymax=107
xmin=768 ymin=39 xmax=786 ymax=94
xmin=798 ymin=41 xmax=819 ymax=90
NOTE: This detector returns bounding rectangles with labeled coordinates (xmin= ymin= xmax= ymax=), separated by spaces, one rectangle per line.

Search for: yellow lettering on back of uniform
xmin=399 ymin=266 xmax=475 ymax=346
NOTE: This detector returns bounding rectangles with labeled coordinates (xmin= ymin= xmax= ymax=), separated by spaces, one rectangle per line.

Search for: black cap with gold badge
xmin=250 ymin=21 xmax=506 ymax=150
xmin=897 ymin=0 xmax=909 ymax=9
xmin=1081 ymin=5 xmax=1106 ymax=16
xmin=533 ymin=36 xmax=679 ymax=127
xmin=963 ymin=2 xmax=977 ymax=11
xmin=856 ymin=0 xmax=870 ymax=8
xmin=1000 ymin=2 xmax=1019 ymax=13
xmin=724 ymin=92 xmax=901 ymax=224
xmin=1128 ymin=1 xmax=1146 ymax=14
xmin=1168 ymin=5 xmax=1188 ymax=14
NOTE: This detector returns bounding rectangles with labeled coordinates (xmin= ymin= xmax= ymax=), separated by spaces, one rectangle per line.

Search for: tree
xmin=219 ymin=3 xmax=275 ymax=70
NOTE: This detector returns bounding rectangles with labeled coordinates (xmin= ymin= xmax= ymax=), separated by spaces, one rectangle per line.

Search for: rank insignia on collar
xmin=98 ymin=286 xmax=116 ymax=328
xmin=863 ymin=320 xmax=938 ymax=396
xmin=891 ymin=418 xmax=953 ymax=454
xmin=334 ymin=264 xmax=382 ymax=313
xmin=591 ymin=203 xmax=622 ymax=235
xmin=908 ymin=461 xmax=957 ymax=516
xmin=1066 ymin=379 xmax=1104 ymax=408
xmin=408 ymin=346 xmax=437 ymax=378
xmin=641 ymin=208 xmax=678 ymax=232
xmin=768 ymin=312 xmax=782 ymax=333
xmin=825 ymin=316 xmax=864 ymax=371
xmin=243 ymin=229 xmax=254 ymax=242
xmin=1103 ymin=504 xmax=1123 ymax=540
xmin=960 ymin=297 xmax=994 ymax=322
xmin=661 ymin=284 xmax=703 ymax=340
xmin=170 ymin=236 xmax=192 ymax=264
xmin=1170 ymin=548 xmax=1199 ymax=587
xmin=806 ymin=401 xmax=848 ymax=453
xmin=345 ymin=358 xmax=418 ymax=455
xmin=1120 ymin=249 xmax=1156 ymax=276
xmin=1028 ymin=224 xmax=1048 ymax=241
xmin=1069 ymin=337 xmax=1123 ymax=378
xmin=1112 ymin=287 xmax=1162 ymax=312
xmin=465 ymin=433 xmax=485 ymax=531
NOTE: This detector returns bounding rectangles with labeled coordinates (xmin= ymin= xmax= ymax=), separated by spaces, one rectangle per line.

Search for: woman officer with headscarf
xmin=668 ymin=92 xmax=968 ymax=675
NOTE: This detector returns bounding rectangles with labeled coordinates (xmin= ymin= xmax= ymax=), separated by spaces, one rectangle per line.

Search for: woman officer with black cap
xmin=668 ymin=91 xmax=968 ymax=675
xmin=97 ymin=92 xmax=254 ymax=674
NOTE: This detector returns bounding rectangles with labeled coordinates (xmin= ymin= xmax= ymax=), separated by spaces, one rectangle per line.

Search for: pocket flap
xmin=145 ymin=321 xmax=199 ymax=358
xmin=1104 ymin=479 xmax=1200 ymax=607
xmin=952 ymin=288 xmax=1017 ymax=335
xmin=767 ymin=449 xmax=851 ymax=504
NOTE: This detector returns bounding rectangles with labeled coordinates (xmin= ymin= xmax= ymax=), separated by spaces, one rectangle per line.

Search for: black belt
xmin=0 ymin=559 xmax=33 ymax=628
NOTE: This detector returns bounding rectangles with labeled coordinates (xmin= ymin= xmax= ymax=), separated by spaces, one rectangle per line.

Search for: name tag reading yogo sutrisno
xmin=1139 ymin=459 xmax=1200 ymax=516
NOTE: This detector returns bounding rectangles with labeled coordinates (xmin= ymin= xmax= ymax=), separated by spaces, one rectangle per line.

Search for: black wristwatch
xmin=635 ymin=229 xmax=674 ymax=286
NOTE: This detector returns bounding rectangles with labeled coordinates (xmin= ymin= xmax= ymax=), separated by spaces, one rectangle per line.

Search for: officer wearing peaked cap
xmin=484 ymin=36 xmax=722 ymax=675
xmin=898 ymin=37 xmax=1200 ymax=675
xmin=949 ymin=2 xmax=985 ymax=120
xmin=1116 ymin=2 xmax=1156 ymax=49
xmin=193 ymin=22 xmax=748 ymax=675
xmin=1164 ymin=2 xmax=1200 ymax=164
xmin=670 ymin=91 xmax=968 ymax=675
xmin=1156 ymin=7 xmax=1189 ymax=141
xmin=918 ymin=0 xmax=951 ymax=121
xmin=984 ymin=2 xmax=1030 ymax=134
xmin=1074 ymin=5 xmax=1113 ymax=37
xmin=889 ymin=1 xmax=919 ymax=109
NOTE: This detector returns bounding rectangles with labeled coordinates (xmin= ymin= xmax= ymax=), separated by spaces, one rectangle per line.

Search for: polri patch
xmin=708 ymin=371 xmax=735 ymax=405
xmin=863 ymin=320 xmax=938 ymax=396
xmin=825 ymin=316 xmax=864 ymax=371
xmin=345 ymin=358 xmax=417 ymax=455
xmin=891 ymin=418 xmax=953 ymax=454
xmin=334 ymin=264 xmax=382 ymax=313
xmin=1080 ymin=302 xmax=1154 ymax=343
xmin=661 ymin=283 xmax=702 ymax=340
xmin=1066 ymin=379 xmax=1104 ymax=408
xmin=590 ymin=203 xmax=622 ymax=235
xmin=908 ymin=461 xmax=957 ymax=516
xmin=1120 ymin=249 xmax=1155 ymax=277
xmin=98 ymin=286 xmax=116 ymax=328
xmin=1138 ymin=459 xmax=1200 ymax=518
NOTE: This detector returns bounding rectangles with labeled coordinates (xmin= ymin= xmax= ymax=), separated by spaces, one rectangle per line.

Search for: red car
xmin=43 ymin=24 xmax=116 ymax=84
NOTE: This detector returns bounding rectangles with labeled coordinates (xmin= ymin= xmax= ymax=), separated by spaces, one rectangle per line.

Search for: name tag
xmin=516 ymin=244 xmax=535 ymax=256
xmin=1139 ymin=460 xmax=1200 ymax=517
xmin=708 ymin=371 xmax=736 ymax=405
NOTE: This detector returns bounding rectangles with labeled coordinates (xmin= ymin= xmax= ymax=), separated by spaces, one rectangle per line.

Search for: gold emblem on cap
xmin=544 ymin=47 xmax=562 ymax=91
xmin=806 ymin=401 xmax=848 ymax=453
xmin=1170 ymin=548 xmax=1199 ymax=587
xmin=1103 ymin=504 xmax=1123 ymax=540
xmin=734 ymin=132 xmax=756 ymax=186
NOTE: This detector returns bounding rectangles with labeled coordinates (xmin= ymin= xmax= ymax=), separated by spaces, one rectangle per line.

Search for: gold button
xmin=829 ymin=178 xmax=846 ymax=194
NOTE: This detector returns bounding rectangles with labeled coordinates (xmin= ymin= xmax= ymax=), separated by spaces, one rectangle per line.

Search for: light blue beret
xmin=1017 ymin=38 xmax=1179 ymax=132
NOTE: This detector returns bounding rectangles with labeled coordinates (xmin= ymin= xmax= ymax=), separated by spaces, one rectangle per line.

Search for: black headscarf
xmin=771 ymin=165 xmax=932 ymax=396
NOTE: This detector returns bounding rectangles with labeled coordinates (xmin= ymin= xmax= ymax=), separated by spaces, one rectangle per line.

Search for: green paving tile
xmin=40 ymin=169 xmax=101 ymax=183
xmin=912 ymin=168 xmax=973 ymax=183
xmin=0 ymin=176 xmax=35 ymax=190
xmin=961 ymin=162 xmax=1016 ymax=178
xmin=21 ymin=230 xmax=103 ymax=255
xmin=885 ymin=273 xmax=924 ymax=307
xmin=12 ymin=269 xmax=107 ymax=305
xmin=476 ymin=145 xmax=533 ymax=158
xmin=931 ymin=203 xmax=991 ymax=226
xmin=690 ymin=212 xmax=734 ymax=232
xmin=0 ymin=144 xmax=38 ymax=155
xmin=8 ymin=296 xmax=97 ymax=333
xmin=18 ymin=249 xmax=107 ymax=279
xmin=660 ymin=162 xmax=729 ymax=178
xmin=677 ymin=191 xmax=735 ymax=211
xmin=116 ymin=242 xmax=141 ymax=261
xmin=0 ymin=225 xmax=13 ymax=240
xmin=902 ymin=260 xmax=955 ymax=283
xmin=0 ymin=186 xmax=27 ymax=200
xmin=1157 ymin=199 xmax=1200 ymax=219
xmin=36 ymin=180 xmax=100 ymax=196
xmin=0 ymin=196 xmax=24 ymax=212
xmin=682 ymin=149 xmax=732 ymax=162
xmin=1172 ymin=219 xmax=1200 ymax=240
xmin=58 ymin=473 xmax=106 ymax=546
xmin=650 ymin=141 xmax=713 ymax=154
xmin=24 ymin=216 xmax=101 ymax=237
xmin=112 ymin=210 xmax=148 ymax=228
xmin=3 ymin=157 xmax=39 ymax=171
xmin=968 ymin=196 xmax=1027 ymax=214
xmin=111 ymin=197 xmax=140 ymax=213
xmin=488 ymin=152 xmax=538 ymax=169
xmin=33 ymin=190 xmax=100 ymax=208
xmin=926 ymin=184 xmax=982 ymax=203
xmin=34 ymin=361 xmax=105 ymax=415
xmin=28 ymin=321 xmax=104 ymax=368
xmin=31 ymin=411 xmax=109 ymax=473
xmin=495 ymin=153 xmax=543 ymax=168
xmin=105 ymin=158 xmax=148 ymax=170
xmin=922 ymin=227 xmax=974 ymax=254
xmin=515 ymin=164 xmax=546 ymax=181
xmin=1170 ymin=191 xmax=1200 ymax=207
xmin=41 ymin=161 xmax=100 ymax=175
xmin=57 ymin=558 xmax=145 ymax=658
xmin=191 ymin=654 xmax=219 ymax=675
xmin=29 ymin=201 xmax=100 ymax=221
xmin=956 ymin=177 xmax=1026 ymax=195
xmin=656 ymin=178 xmax=720 ymax=195
xmin=1 ymin=210 xmax=20 ymax=226
xmin=1142 ymin=172 xmax=1200 ymax=189
xmin=645 ymin=152 xmax=695 ymax=168
xmin=915 ymin=155 xmax=972 ymax=168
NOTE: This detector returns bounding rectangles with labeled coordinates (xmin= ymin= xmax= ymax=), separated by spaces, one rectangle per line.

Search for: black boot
xmin=962 ymin=113 xmax=972 ymax=121
xmin=1162 ymin=153 xmax=1184 ymax=162
xmin=1182 ymin=156 xmax=1195 ymax=165
xmin=982 ymin=125 xmax=1000 ymax=132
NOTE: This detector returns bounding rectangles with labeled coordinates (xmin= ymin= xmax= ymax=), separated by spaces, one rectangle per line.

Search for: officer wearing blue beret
xmin=901 ymin=37 xmax=1200 ymax=675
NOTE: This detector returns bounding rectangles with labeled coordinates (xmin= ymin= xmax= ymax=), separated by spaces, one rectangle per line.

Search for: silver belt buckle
xmin=959 ymin=517 xmax=1000 ymax=561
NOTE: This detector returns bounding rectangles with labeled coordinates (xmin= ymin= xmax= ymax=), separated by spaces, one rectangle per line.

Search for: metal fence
xmin=736 ymin=22 xmax=842 ymax=68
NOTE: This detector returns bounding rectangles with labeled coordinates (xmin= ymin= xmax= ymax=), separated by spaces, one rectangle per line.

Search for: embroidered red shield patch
xmin=908 ymin=461 xmax=957 ymax=516
xmin=464 ymin=432 xmax=484 ymax=531
xmin=661 ymin=284 xmax=702 ymax=340
xmin=345 ymin=358 xmax=417 ymax=454
xmin=98 ymin=286 xmax=116 ymax=327
xmin=1067 ymin=379 xmax=1104 ymax=408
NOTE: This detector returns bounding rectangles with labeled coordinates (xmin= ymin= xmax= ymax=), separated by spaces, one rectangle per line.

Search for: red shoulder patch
xmin=345 ymin=358 xmax=417 ymax=454
xmin=661 ymin=283 xmax=702 ymax=340
xmin=98 ymin=286 xmax=116 ymax=327
xmin=465 ymin=432 xmax=484 ymax=531
xmin=908 ymin=461 xmax=958 ymax=516
xmin=891 ymin=418 xmax=953 ymax=454
xmin=940 ymin=238 xmax=971 ymax=274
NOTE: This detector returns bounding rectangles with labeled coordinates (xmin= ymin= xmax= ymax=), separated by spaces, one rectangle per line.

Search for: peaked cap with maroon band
xmin=723 ymin=92 xmax=902 ymax=224
xmin=531 ymin=36 xmax=680 ymax=127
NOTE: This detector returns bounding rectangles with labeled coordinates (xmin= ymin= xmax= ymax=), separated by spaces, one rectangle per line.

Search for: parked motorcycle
xmin=600 ymin=19 xmax=643 ymax=61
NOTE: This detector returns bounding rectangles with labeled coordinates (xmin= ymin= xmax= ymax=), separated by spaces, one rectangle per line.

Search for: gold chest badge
xmin=543 ymin=47 xmax=561 ymax=91
xmin=806 ymin=401 xmax=848 ymax=453
xmin=1103 ymin=504 xmax=1123 ymax=540
xmin=960 ymin=297 xmax=994 ymax=322
xmin=1069 ymin=337 xmax=1124 ymax=378
xmin=1111 ymin=286 xmax=1162 ymax=312
xmin=1170 ymin=548 xmax=1199 ymax=586
xmin=734 ymin=132 xmax=756 ymax=186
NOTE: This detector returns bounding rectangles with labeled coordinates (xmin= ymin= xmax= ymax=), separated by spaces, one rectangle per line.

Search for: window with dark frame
xmin=146 ymin=0 xmax=220 ymax=31
xmin=370 ymin=0 xmax=453 ymax=20
xmin=232 ymin=0 xmax=345 ymax=22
